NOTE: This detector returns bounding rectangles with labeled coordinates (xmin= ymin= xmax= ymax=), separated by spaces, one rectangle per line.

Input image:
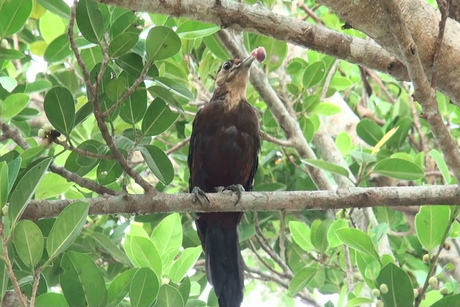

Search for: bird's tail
xmin=198 ymin=212 xmax=244 ymax=307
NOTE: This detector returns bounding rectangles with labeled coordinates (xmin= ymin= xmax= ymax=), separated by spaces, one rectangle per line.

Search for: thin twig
xmin=53 ymin=139 xmax=116 ymax=160
xmin=0 ymin=224 xmax=28 ymax=307
xmin=298 ymin=2 xmax=323 ymax=24
xmin=166 ymin=137 xmax=191 ymax=155
xmin=260 ymin=131 xmax=292 ymax=147
xmin=30 ymin=267 xmax=41 ymax=307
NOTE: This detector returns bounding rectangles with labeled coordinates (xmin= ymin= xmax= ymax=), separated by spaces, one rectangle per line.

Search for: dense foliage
xmin=0 ymin=0 xmax=459 ymax=306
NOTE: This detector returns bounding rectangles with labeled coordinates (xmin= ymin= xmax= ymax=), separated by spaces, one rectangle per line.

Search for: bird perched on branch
xmin=188 ymin=47 xmax=266 ymax=307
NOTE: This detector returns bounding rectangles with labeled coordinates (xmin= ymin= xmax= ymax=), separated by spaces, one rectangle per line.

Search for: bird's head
xmin=214 ymin=55 xmax=255 ymax=109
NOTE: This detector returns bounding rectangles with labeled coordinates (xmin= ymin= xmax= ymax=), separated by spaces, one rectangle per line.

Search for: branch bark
xmin=23 ymin=185 xmax=460 ymax=220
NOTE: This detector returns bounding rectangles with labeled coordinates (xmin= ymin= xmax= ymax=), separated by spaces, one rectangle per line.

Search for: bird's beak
xmin=234 ymin=55 xmax=255 ymax=72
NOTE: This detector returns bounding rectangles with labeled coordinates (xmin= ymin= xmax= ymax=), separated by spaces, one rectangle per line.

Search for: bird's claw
xmin=221 ymin=184 xmax=245 ymax=206
xmin=191 ymin=187 xmax=209 ymax=205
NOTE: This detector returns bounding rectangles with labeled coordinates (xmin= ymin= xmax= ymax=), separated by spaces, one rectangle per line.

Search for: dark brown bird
xmin=188 ymin=55 xmax=260 ymax=307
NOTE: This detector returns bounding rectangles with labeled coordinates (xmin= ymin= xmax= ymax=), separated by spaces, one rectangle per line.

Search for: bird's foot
xmin=221 ymin=184 xmax=245 ymax=206
xmin=191 ymin=187 xmax=209 ymax=205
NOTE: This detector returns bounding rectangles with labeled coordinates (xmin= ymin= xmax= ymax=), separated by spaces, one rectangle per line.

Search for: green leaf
xmin=37 ymin=0 xmax=70 ymax=18
xmin=288 ymin=266 xmax=317 ymax=295
xmin=156 ymin=284 xmax=184 ymax=307
xmin=109 ymin=32 xmax=139 ymax=58
xmin=346 ymin=297 xmax=375 ymax=307
xmin=335 ymin=228 xmax=379 ymax=260
xmin=302 ymin=159 xmax=349 ymax=177
xmin=311 ymin=219 xmax=332 ymax=253
xmin=176 ymin=21 xmax=219 ymax=39
xmin=386 ymin=117 xmax=412 ymax=148
xmin=327 ymin=219 xmax=349 ymax=248
xmin=314 ymin=102 xmax=341 ymax=116
xmin=35 ymin=173 xmax=73 ymax=200
xmin=153 ymin=77 xmax=194 ymax=102
xmin=335 ymin=132 xmax=352 ymax=156
xmin=76 ymin=0 xmax=104 ymax=44
xmin=35 ymin=293 xmax=69 ymax=307
xmin=289 ymin=221 xmax=314 ymax=252
xmin=124 ymin=235 xmax=162 ymax=278
xmin=0 ymin=0 xmax=32 ymax=37
xmin=119 ymin=85 xmax=147 ymax=125
xmin=20 ymin=146 xmax=45 ymax=168
xmin=91 ymin=232 xmax=130 ymax=265
xmin=373 ymin=158 xmax=424 ymax=180
xmin=60 ymin=251 xmax=108 ymax=307
xmin=140 ymin=145 xmax=174 ymax=185
xmin=38 ymin=10 xmax=66 ymax=44
xmin=151 ymin=213 xmax=182 ymax=257
xmin=44 ymin=87 xmax=75 ymax=136
xmin=96 ymin=157 xmax=123 ymax=185
xmin=253 ymin=35 xmax=287 ymax=71
xmin=415 ymin=206 xmax=450 ymax=252
xmin=203 ymin=34 xmax=230 ymax=60
xmin=6 ymin=157 xmax=21 ymax=195
xmin=44 ymin=34 xmax=71 ymax=63
xmin=64 ymin=140 xmax=104 ymax=176
xmin=130 ymin=267 xmax=160 ymax=307
xmin=430 ymin=293 xmax=460 ymax=307
xmin=107 ymin=268 xmax=137 ymax=307
xmin=0 ymin=48 xmax=24 ymax=60
xmin=46 ymin=202 xmax=89 ymax=261
xmin=429 ymin=149 xmax=452 ymax=184
xmin=116 ymin=52 xmax=144 ymax=77
xmin=356 ymin=119 xmax=384 ymax=146
xmin=8 ymin=158 xmax=53 ymax=229
xmin=169 ymin=246 xmax=202 ymax=283
xmin=13 ymin=220 xmax=44 ymax=268
xmin=146 ymin=26 xmax=181 ymax=61
xmin=0 ymin=93 xmax=30 ymax=120
xmin=376 ymin=262 xmax=414 ymax=307
xmin=0 ymin=162 xmax=8 ymax=208
xmin=142 ymin=98 xmax=179 ymax=136
xmin=303 ymin=61 xmax=326 ymax=88
xmin=148 ymin=85 xmax=182 ymax=110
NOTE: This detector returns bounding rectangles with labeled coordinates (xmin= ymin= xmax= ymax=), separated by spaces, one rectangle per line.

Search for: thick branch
xmin=23 ymin=185 xmax=460 ymax=220
xmin=95 ymin=0 xmax=408 ymax=81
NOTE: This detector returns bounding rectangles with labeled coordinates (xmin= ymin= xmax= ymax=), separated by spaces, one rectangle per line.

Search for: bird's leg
xmin=191 ymin=186 xmax=209 ymax=205
xmin=222 ymin=184 xmax=245 ymax=206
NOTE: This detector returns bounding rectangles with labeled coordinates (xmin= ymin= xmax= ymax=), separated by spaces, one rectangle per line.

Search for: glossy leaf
xmin=429 ymin=149 xmax=452 ymax=183
xmin=60 ymin=251 xmax=108 ymax=307
xmin=156 ymin=284 xmax=184 ymax=307
xmin=327 ymin=219 xmax=349 ymax=248
xmin=176 ymin=21 xmax=219 ymax=39
xmin=109 ymin=32 xmax=139 ymax=58
xmin=124 ymin=235 xmax=162 ymax=278
xmin=120 ymin=86 xmax=147 ymax=125
xmin=430 ymin=293 xmax=460 ymax=307
xmin=35 ymin=173 xmax=73 ymax=200
xmin=0 ymin=48 xmax=24 ymax=60
xmin=107 ymin=268 xmax=137 ymax=307
xmin=13 ymin=220 xmax=44 ymax=268
xmin=35 ymin=293 xmax=69 ymax=307
xmin=44 ymin=34 xmax=71 ymax=63
xmin=356 ymin=118 xmax=384 ymax=146
xmin=96 ymin=157 xmax=123 ymax=185
xmin=373 ymin=158 xmax=424 ymax=180
xmin=8 ymin=158 xmax=53 ymax=229
xmin=44 ymin=87 xmax=75 ymax=136
xmin=415 ymin=206 xmax=450 ymax=252
xmin=203 ymin=34 xmax=230 ymax=60
xmin=169 ymin=246 xmax=202 ymax=283
xmin=0 ymin=162 xmax=7 ymax=208
xmin=303 ymin=61 xmax=326 ymax=88
xmin=0 ymin=93 xmax=30 ymax=120
xmin=302 ymin=159 xmax=349 ymax=177
xmin=130 ymin=267 xmax=160 ymax=307
xmin=76 ymin=0 xmax=104 ymax=44
xmin=91 ymin=232 xmax=130 ymax=265
xmin=140 ymin=145 xmax=174 ymax=185
xmin=142 ymin=98 xmax=179 ymax=136
xmin=376 ymin=262 xmax=414 ymax=307
xmin=37 ymin=0 xmax=70 ymax=18
xmin=289 ymin=221 xmax=314 ymax=252
xmin=47 ymin=202 xmax=89 ymax=261
xmin=311 ymin=219 xmax=332 ymax=253
xmin=0 ymin=0 xmax=32 ymax=37
xmin=146 ymin=26 xmax=181 ymax=61
xmin=288 ymin=267 xmax=317 ymax=295
xmin=151 ymin=213 xmax=182 ymax=257
xmin=335 ymin=228 xmax=379 ymax=260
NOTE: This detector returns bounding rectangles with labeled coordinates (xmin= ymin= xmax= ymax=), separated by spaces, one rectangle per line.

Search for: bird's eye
xmin=222 ymin=61 xmax=232 ymax=70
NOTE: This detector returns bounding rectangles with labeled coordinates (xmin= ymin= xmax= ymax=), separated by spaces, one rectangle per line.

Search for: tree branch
xmin=23 ymin=185 xmax=460 ymax=220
